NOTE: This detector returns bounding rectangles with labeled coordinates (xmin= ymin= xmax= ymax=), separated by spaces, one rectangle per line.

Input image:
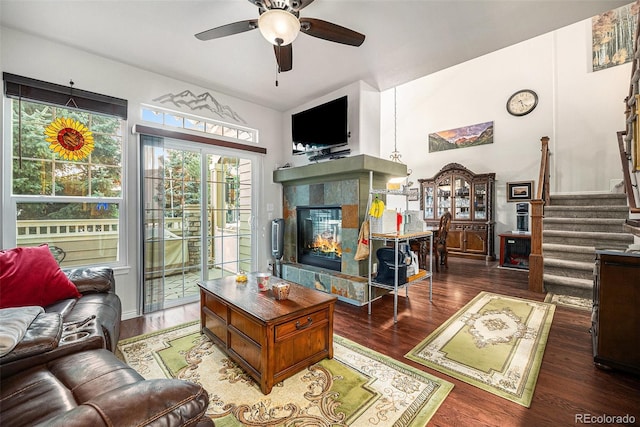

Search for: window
xmin=3 ymin=74 xmax=127 ymax=268
xmin=141 ymin=105 xmax=257 ymax=143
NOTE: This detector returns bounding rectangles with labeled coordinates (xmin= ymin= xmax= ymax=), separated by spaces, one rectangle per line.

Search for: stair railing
xmin=620 ymin=13 xmax=640 ymax=226
xmin=617 ymin=130 xmax=640 ymax=214
xmin=529 ymin=136 xmax=550 ymax=293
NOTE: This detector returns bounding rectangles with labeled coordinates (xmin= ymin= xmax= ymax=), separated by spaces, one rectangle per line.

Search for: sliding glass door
xmin=141 ymin=134 xmax=254 ymax=312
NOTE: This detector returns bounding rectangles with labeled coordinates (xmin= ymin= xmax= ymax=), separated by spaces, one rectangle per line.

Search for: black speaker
xmin=271 ymin=218 xmax=284 ymax=260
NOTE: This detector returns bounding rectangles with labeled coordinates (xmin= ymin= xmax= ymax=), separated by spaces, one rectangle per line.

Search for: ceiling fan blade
xmin=195 ymin=19 xmax=258 ymax=41
xmin=300 ymin=18 xmax=365 ymax=46
xmin=274 ymin=43 xmax=293 ymax=72
xmin=290 ymin=0 xmax=316 ymax=11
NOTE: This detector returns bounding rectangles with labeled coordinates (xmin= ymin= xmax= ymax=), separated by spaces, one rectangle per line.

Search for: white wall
xmin=380 ymin=18 xmax=630 ymax=247
xmin=1 ymin=27 xmax=284 ymax=319
xmin=282 ymin=80 xmax=381 ymax=167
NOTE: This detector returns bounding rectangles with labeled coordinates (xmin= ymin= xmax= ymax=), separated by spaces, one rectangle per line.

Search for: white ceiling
xmin=0 ymin=0 xmax=630 ymax=111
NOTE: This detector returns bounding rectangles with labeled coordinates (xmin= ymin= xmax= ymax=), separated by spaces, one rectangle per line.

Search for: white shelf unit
xmin=366 ymin=171 xmax=433 ymax=323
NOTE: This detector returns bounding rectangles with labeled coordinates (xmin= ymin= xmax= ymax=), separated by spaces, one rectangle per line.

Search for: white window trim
xmin=1 ymin=97 xmax=129 ymax=269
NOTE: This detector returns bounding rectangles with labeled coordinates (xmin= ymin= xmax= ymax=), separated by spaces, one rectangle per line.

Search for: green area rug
xmin=405 ymin=291 xmax=555 ymax=407
xmin=118 ymin=321 xmax=453 ymax=426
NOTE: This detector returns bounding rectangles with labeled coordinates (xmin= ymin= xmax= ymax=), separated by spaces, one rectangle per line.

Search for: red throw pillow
xmin=0 ymin=245 xmax=81 ymax=309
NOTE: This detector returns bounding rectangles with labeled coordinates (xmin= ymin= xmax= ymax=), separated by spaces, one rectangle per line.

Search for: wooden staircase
xmin=542 ymin=193 xmax=633 ymax=299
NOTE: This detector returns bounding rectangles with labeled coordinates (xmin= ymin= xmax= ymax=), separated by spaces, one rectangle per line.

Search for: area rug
xmin=405 ymin=291 xmax=555 ymax=407
xmin=118 ymin=321 xmax=453 ymax=426
xmin=544 ymin=292 xmax=592 ymax=311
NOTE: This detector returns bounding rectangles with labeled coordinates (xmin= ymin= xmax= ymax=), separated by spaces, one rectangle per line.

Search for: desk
xmin=198 ymin=274 xmax=336 ymax=394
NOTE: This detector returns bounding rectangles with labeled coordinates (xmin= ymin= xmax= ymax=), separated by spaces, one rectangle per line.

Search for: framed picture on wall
xmin=506 ymin=181 xmax=534 ymax=202
xmin=407 ymin=188 xmax=419 ymax=201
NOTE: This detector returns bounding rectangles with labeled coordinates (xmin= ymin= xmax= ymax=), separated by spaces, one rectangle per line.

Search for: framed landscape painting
xmin=428 ymin=121 xmax=494 ymax=153
xmin=592 ymin=1 xmax=639 ymax=72
xmin=507 ymin=181 xmax=534 ymax=202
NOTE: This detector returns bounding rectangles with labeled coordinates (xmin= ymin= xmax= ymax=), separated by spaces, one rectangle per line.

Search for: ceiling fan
xmin=195 ymin=0 xmax=365 ymax=73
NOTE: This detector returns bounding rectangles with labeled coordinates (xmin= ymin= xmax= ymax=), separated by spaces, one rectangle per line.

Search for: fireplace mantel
xmin=273 ymin=154 xmax=407 ymax=185
xmin=274 ymin=155 xmax=408 ymax=306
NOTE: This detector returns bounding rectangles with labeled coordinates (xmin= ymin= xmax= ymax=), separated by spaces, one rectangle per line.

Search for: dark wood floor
xmin=120 ymin=258 xmax=640 ymax=426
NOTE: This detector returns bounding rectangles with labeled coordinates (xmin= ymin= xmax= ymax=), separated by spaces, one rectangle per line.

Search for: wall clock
xmin=506 ymin=89 xmax=538 ymax=116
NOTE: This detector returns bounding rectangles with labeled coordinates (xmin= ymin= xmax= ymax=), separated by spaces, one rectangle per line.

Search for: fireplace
xmin=297 ymin=206 xmax=342 ymax=271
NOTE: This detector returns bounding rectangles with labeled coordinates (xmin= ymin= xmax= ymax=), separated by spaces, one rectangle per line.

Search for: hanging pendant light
xmin=389 ymin=87 xmax=412 ymax=177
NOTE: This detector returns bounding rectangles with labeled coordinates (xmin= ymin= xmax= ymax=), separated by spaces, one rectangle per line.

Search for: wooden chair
xmin=435 ymin=210 xmax=452 ymax=269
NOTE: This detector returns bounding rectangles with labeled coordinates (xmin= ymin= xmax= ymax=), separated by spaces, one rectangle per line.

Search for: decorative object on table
xmin=353 ymin=219 xmax=370 ymax=261
xmin=506 ymin=180 xmax=534 ymax=202
xmin=271 ymin=282 xmax=290 ymax=300
xmin=406 ymin=291 xmax=555 ymax=407
xmin=44 ymin=117 xmax=95 ymax=161
xmin=506 ymin=89 xmax=538 ymax=116
xmin=592 ymin=2 xmax=638 ymax=72
xmin=255 ymin=272 xmax=270 ymax=291
xmin=428 ymin=121 xmax=493 ymax=153
xmin=235 ymin=271 xmax=247 ymax=283
xmin=118 ymin=322 xmax=453 ymax=426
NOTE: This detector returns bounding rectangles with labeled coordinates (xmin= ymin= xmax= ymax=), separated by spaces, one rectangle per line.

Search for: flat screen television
xmin=292 ymin=96 xmax=348 ymax=155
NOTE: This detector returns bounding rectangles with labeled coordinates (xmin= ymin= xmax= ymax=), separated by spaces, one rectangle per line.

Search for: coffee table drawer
xmin=275 ymin=308 xmax=329 ymax=341
xmin=202 ymin=292 xmax=227 ymax=319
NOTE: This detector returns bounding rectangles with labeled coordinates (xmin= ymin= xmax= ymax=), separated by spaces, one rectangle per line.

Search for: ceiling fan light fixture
xmin=258 ymin=9 xmax=300 ymax=46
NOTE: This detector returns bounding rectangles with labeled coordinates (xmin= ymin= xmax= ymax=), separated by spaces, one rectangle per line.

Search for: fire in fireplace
xmin=296 ymin=206 xmax=342 ymax=271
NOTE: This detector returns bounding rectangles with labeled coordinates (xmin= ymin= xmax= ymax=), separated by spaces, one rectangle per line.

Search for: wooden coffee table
xmin=198 ymin=274 xmax=337 ymax=394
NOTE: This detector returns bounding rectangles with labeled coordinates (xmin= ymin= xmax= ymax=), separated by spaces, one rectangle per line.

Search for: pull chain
xmin=275 ymin=38 xmax=283 ymax=87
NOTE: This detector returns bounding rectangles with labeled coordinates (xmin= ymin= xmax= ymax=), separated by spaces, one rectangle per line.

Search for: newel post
xmin=528 ymin=199 xmax=544 ymax=293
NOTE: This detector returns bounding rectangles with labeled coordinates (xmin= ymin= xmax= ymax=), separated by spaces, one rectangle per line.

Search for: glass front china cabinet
xmin=419 ymin=163 xmax=495 ymax=261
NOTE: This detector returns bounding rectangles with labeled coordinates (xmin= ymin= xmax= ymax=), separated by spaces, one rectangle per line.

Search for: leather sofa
xmin=1 ymin=348 xmax=213 ymax=426
xmin=0 ymin=260 xmax=214 ymax=426
xmin=58 ymin=266 xmax=122 ymax=351
xmin=0 ymin=265 xmax=122 ymax=378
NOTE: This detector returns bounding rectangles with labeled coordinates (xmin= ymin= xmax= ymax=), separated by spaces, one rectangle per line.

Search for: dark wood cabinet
xmin=419 ymin=163 xmax=495 ymax=261
xmin=591 ymin=250 xmax=640 ymax=375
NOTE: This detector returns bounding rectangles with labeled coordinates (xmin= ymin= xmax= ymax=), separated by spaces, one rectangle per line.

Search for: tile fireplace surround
xmin=273 ymin=154 xmax=407 ymax=305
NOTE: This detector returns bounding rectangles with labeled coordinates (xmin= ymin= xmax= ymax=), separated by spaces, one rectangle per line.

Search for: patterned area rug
xmin=544 ymin=292 xmax=592 ymax=311
xmin=405 ymin=292 xmax=555 ymax=407
xmin=118 ymin=321 xmax=453 ymax=426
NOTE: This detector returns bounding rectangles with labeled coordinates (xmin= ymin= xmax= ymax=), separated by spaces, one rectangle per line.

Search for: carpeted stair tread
xmin=543 ymin=192 xmax=631 ymax=299
xmin=543 ymin=218 xmax=624 ymax=225
xmin=543 ymin=230 xmax=634 ymax=241
xmin=542 ymin=243 xmax=595 ymax=253
xmin=543 ymin=274 xmax=593 ymax=290
xmin=548 ymin=193 xmax=627 ymax=206
xmin=544 ymin=258 xmax=594 ymax=271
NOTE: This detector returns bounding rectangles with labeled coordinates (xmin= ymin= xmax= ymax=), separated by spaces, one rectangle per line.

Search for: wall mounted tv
xmin=292 ymin=95 xmax=348 ymax=155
